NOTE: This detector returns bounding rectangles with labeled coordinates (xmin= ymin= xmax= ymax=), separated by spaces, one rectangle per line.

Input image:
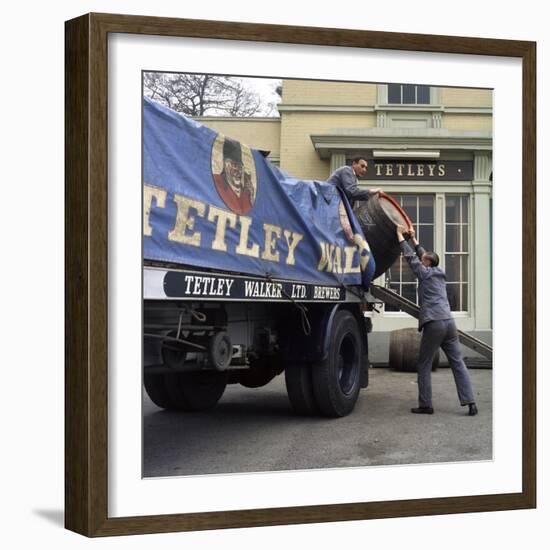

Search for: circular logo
xmin=211 ymin=134 xmax=257 ymax=215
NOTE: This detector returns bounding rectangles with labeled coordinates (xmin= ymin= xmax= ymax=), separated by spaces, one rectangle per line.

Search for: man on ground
xmin=396 ymin=225 xmax=478 ymax=416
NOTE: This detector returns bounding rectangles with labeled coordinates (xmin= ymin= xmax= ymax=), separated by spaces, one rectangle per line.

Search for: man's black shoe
xmin=468 ymin=403 xmax=478 ymax=416
xmin=411 ymin=407 xmax=434 ymax=414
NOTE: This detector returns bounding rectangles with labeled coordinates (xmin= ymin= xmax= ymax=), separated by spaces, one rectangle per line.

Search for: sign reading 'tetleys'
xmin=361 ymin=160 xmax=473 ymax=181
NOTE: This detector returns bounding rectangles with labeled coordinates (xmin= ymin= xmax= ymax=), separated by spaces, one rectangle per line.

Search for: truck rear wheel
xmin=285 ymin=362 xmax=320 ymax=415
xmin=144 ymin=372 xmax=176 ymax=409
xmin=144 ymin=371 xmax=228 ymax=411
xmin=164 ymin=371 xmax=228 ymax=411
xmin=311 ymin=310 xmax=362 ymax=417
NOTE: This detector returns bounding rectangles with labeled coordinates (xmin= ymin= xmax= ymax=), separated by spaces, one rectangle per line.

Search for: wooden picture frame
xmin=65 ymin=12 xmax=536 ymax=537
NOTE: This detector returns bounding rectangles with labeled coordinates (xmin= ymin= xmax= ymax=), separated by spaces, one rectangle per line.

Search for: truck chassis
xmin=143 ymin=266 xmax=371 ymax=417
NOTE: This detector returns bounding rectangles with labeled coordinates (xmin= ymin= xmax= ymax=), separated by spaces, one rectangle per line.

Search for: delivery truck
xmin=142 ymin=97 xmax=411 ymax=417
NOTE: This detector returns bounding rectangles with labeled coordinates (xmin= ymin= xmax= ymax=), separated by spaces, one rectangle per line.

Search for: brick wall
xmin=280 ymin=112 xmax=377 ymax=179
xmin=194 ymin=118 xmax=281 ymax=156
xmin=282 ymin=79 xmax=377 ymax=106
xmin=442 ymin=114 xmax=492 ymax=131
xmin=439 ymin=87 xmax=492 ymax=108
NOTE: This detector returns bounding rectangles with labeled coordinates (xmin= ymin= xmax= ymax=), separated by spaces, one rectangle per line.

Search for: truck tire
xmin=164 ymin=371 xmax=228 ymax=411
xmin=285 ymin=362 xmax=320 ymax=415
xmin=354 ymin=193 xmax=413 ymax=278
xmin=144 ymin=371 xmax=228 ymax=411
xmin=311 ymin=310 xmax=362 ymax=417
xmin=144 ymin=372 xmax=177 ymax=410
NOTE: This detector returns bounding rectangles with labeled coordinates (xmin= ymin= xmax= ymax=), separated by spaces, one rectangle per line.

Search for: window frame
xmin=387 ymin=83 xmax=432 ymax=105
xmin=376 ymin=84 xmax=441 ymax=107
xmin=376 ymin=190 xmax=472 ymax=317
xmin=382 ymin=193 xmax=436 ymax=312
xmin=443 ymin=193 xmax=471 ymax=313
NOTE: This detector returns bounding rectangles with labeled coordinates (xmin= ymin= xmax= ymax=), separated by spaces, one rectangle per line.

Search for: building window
xmin=388 ymin=84 xmax=430 ymax=105
xmin=445 ymin=195 xmax=470 ymax=312
xmin=385 ymin=195 xmax=435 ymax=311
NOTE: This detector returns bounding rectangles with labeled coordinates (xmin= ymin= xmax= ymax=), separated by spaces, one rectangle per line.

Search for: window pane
xmin=446 ymin=196 xmax=459 ymax=223
xmin=418 ymin=225 xmax=434 ymax=251
xmin=388 ymin=84 xmax=401 ymax=103
xmin=461 ymin=196 xmax=469 ymax=220
xmin=387 ymin=256 xmax=401 ymax=280
xmin=446 ymin=254 xmax=460 ymax=282
xmin=417 ymin=85 xmax=430 ymax=104
xmin=445 ymin=194 xmax=469 ymax=312
xmin=418 ymin=195 xmax=434 ymax=222
xmin=401 ymin=284 xmax=417 ymax=303
xmin=386 ymin=283 xmax=401 ymax=311
xmin=462 ymin=284 xmax=468 ymax=311
xmin=461 ymin=256 xmax=469 ymax=282
xmin=446 ymin=283 xmax=460 ymax=311
xmin=401 ymin=259 xmax=416 ymax=282
xmin=462 ymin=225 xmax=469 ymax=252
xmin=401 ymin=195 xmax=417 ymax=222
xmin=384 ymin=194 xmax=434 ymax=311
xmin=403 ymin=84 xmax=415 ymax=103
xmin=446 ymin=225 xmax=460 ymax=252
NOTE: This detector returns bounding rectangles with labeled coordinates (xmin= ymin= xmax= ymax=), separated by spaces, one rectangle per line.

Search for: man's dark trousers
xmin=417 ymin=319 xmax=475 ymax=409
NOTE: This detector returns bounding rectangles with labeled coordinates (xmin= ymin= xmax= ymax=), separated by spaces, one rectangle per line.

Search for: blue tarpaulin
xmin=143 ymin=97 xmax=375 ymax=289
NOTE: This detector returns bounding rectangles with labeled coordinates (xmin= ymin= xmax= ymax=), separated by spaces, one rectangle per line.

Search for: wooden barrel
xmin=389 ymin=328 xmax=439 ymax=372
xmin=354 ymin=192 xmax=413 ymax=278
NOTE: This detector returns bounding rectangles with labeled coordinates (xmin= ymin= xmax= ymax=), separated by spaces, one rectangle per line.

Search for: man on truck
xmin=396 ymin=225 xmax=478 ymax=416
xmin=327 ymin=156 xmax=382 ymax=207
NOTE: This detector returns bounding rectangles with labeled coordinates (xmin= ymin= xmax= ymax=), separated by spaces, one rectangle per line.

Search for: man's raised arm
xmin=396 ymin=225 xmax=430 ymax=280
xmin=407 ymin=226 xmax=426 ymax=259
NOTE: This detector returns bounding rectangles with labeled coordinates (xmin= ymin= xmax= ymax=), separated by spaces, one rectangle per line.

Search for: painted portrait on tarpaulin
xmin=211 ymin=133 xmax=257 ymax=215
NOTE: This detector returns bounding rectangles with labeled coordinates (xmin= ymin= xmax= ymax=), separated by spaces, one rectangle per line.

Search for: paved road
xmin=143 ymin=367 xmax=492 ymax=478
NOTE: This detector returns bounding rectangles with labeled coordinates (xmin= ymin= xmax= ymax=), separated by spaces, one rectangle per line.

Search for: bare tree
xmin=144 ymin=73 xmax=274 ymax=117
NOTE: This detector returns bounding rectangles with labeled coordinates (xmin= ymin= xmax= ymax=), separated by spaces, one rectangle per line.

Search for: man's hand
xmin=407 ymin=226 xmax=420 ymax=246
xmin=396 ymin=224 xmax=406 ymax=241
xmin=369 ymin=188 xmax=382 ymax=196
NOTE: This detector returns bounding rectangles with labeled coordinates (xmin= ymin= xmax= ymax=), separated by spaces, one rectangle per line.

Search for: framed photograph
xmin=65 ymin=13 xmax=536 ymax=536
